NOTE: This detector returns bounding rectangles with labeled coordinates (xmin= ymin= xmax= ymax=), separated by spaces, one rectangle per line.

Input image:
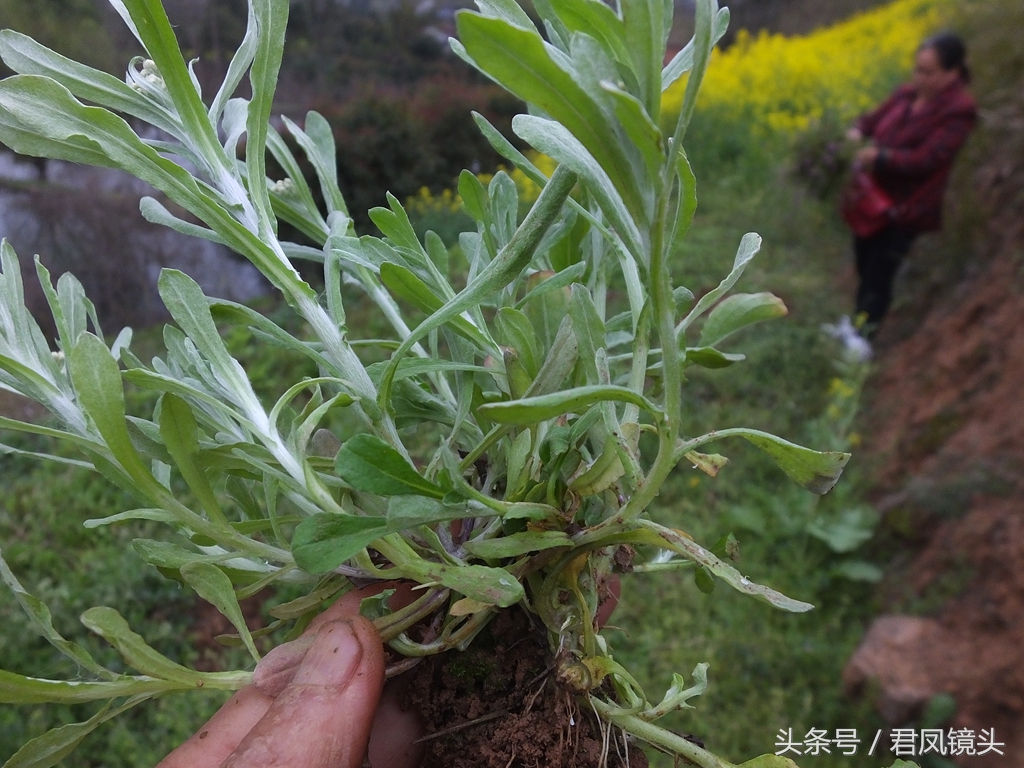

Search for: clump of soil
xmin=401 ymin=609 xmax=649 ymax=768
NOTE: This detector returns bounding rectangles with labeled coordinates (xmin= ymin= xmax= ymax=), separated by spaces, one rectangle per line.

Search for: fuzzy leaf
xmin=463 ymin=531 xmax=572 ymax=559
xmin=404 ymin=561 xmax=523 ymax=607
xmin=179 ymin=562 xmax=261 ymax=662
xmin=335 ymin=434 xmax=444 ymax=498
xmin=478 ymin=385 xmax=660 ymax=426
xmin=68 ymin=333 xmax=158 ymax=493
xmin=80 ymin=607 xmax=204 ymax=684
xmin=0 ymin=670 xmax=175 ymax=706
xmin=159 ymin=394 xmax=224 ymax=523
xmin=737 ymin=430 xmax=849 ymax=495
xmin=678 ymin=232 xmax=762 ymax=335
xmin=386 ymin=495 xmax=475 ymax=531
xmin=698 ymin=292 xmax=788 ymax=347
xmin=0 ymin=703 xmax=112 ymax=768
xmin=291 ymin=514 xmax=387 ymax=574
xmin=661 ymin=6 xmax=730 ymax=91
xmin=683 ymin=347 xmax=745 ymax=369
xmin=457 ymin=12 xmax=644 ymax=223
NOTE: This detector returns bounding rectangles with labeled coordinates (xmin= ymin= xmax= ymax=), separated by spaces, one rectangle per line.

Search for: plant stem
xmin=590 ymin=697 xmax=738 ymax=768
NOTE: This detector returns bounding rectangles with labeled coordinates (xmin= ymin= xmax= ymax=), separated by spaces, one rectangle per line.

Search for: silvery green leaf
xmin=661 ymin=6 xmax=729 ymax=91
xmin=386 ymin=495 xmax=475 ymax=531
xmin=638 ymin=521 xmax=813 ymax=613
xmin=80 ymin=607 xmax=205 ymax=684
xmin=698 ymin=292 xmax=788 ymax=347
xmin=377 ymin=166 xmax=578 ymax=412
xmin=495 ymin=308 xmax=541 ymax=377
xmin=335 ymin=434 xmax=444 ymax=498
xmin=568 ymin=284 xmax=606 ymax=384
xmin=69 ymin=333 xmax=163 ymax=495
xmin=622 ymin=0 xmax=668 ymax=116
xmin=0 ymin=76 xmax=313 ymax=304
xmin=0 ymin=29 xmax=180 ymax=135
xmin=3 ymin=706 xmax=111 ymax=768
xmin=458 ymin=170 xmax=489 ymax=224
xmin=463 ymin=531 xmax=571 ymax=559
xmin=402 ymin=560 xmax=523 ymax=607
xmin=671 ymin=0 xmax=718 ymax=145
xmin=456 ymin=12 xmax=645 ymax=222
xmin=282 ymin=112 xmax=349 ymax=218
xmin=515 ymin=263 xmax=586 ymax=311
xmin=678 ymin=427 xmax=849 ymax=495
xmin=83 ymin=508 xmax=179 ymax=529
xmin=479 ymin=385 xmax=659 ymax=426
xmin=209 ymin=0 xmax=258 ymax=125
xmin=504 ymin=429 xmax=533 ymax=499
xmin=290 ymin=514 xmax=387 ymax=574
xmin=677 ymin=232 xmax=762 ymax=335
xmin=488 ymin=171 xmax=519 ymax=249
xmin=159 ymin=394 xmax=226 ymax=524
xmin=0 ymin=671 xmax=173 ymax=706
xmin=545 ymin=0 xmax=630 ymax=71
xmin=117 ymin=0 xmax=225 ymax=167
xmin=683 ymin=347 xmax=745 ymax=369
xmin=670 ymin=149 xmax=698 ymax=254
xmin=179 ymin=562 xmax=261 ymax=662
xmin=475 ymin=0 xmax=537 ymax=30
xmin=512 ymin=115 xmax=644 ymax=260
xmin=0 ymin=551 xmax=112 ymax=678
xmin=140 ymin=197 xmax=227 ymax=246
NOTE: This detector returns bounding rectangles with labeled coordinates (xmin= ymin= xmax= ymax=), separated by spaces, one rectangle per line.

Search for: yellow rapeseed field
xmin=663 ymin=0 xmax=953 ymax=133
xmin=409 ymin=0 xmax=953 ymax=215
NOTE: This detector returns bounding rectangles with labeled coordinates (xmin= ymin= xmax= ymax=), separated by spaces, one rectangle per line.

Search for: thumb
xmin=223 ymin=616 xmax=385 ymax=768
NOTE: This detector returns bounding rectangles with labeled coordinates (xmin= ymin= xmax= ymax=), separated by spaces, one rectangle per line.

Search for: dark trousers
xmin=854 ymin=227 xmax=916 ymax=326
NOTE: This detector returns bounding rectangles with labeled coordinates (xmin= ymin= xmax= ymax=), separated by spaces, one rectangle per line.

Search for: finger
xmin=309 ymin=581 xmax=418 ymax=633
xmin=367 ymin=678 xmax=426 ymax=768
xmin=155 ymin=686 xmax=274 ymax=768
xmin=255 ymin=582 xmax=418 ymax=697
xmin=223 ymin=616 xmax=385 ymax=768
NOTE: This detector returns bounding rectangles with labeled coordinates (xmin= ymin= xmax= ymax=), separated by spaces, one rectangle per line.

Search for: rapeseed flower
xmin=663 ymin=0 xmax=953 ymax=134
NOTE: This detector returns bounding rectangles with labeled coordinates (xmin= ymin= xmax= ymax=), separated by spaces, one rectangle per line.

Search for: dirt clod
xmin=401 ymin=609 xmax=649 ymax=768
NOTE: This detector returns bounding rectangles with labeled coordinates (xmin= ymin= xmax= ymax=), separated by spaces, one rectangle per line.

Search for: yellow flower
xmin=663 ymin=0 xmax=952 ymax=136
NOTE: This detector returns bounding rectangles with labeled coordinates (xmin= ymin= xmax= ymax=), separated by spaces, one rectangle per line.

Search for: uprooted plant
xmin=0 ymin=0 xmax=875 ymax=765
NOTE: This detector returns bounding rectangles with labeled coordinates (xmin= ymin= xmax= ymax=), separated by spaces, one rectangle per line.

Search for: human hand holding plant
xmin=159 ymin=584 xmax=423 ymax=768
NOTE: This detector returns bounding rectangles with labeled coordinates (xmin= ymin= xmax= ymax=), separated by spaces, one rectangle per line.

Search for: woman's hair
xmin=921 ymin=32 xmax=971 ymax=83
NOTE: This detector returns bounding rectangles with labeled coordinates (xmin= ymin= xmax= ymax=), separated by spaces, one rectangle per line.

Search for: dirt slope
xmin=844 ymin=19 xmax=1024 ymax=763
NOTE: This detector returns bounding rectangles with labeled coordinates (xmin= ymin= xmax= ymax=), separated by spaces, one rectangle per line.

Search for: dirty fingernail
xmin=292 ymin=619 xmax=363 ymax=688
xmin=253 ymin=633 xmax=317 ymax=696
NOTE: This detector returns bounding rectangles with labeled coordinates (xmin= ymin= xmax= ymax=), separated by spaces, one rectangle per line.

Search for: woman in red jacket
xmin=846 ymin=32 xmax=977 ymax=331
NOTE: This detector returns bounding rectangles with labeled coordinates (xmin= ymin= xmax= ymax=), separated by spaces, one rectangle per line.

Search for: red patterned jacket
xmin=857 ymin=80 xmax=977 ymax=233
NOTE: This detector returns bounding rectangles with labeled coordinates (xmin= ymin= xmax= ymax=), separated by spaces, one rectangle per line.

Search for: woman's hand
xmin=157 ymin=586 xmax=424 ymax=768
xmin=845 ymin=127 xmax=863 ymax=142
xmin=855 ymin=145 xmax=880 ymax=169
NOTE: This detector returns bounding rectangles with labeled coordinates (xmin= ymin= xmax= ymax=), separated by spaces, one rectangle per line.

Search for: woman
xmin=846 ymin=32 xmax=977 ymax=332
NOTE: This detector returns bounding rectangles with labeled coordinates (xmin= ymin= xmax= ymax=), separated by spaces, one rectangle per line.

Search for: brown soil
xmin=844 ymin=54 xmax=1024 ymax=766
xmin=401 ymin=608 xmax=649 ymax=768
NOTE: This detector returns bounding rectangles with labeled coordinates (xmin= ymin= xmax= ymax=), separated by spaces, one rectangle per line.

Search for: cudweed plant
xmin=0 ymin=0 xmax=879 ymax=766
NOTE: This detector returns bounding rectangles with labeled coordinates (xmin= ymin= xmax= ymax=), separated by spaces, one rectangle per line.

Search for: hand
xmin=845 ymin=127 xmax=863 ymax=142
xmin=158 ymin=585 xmax=424 ymax=768
xmin=855 ymin=145 xmax=880 ymax=168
